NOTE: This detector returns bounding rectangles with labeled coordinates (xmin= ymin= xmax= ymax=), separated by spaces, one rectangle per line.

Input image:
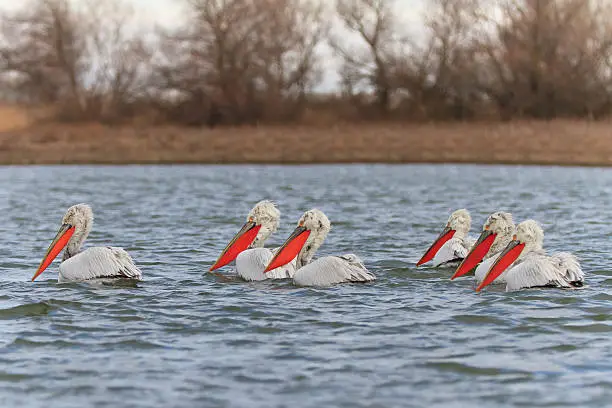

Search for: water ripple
xmin=0 ymin=164 xmax=611 ymax=407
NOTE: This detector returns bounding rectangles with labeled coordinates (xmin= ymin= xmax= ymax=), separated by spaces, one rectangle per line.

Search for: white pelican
xmin=417 ymin=209 xmax=474 ymax=267
xmin=450 ymin=211 xmax=515 ymax=284
xmin=32 ymin=203 xmax=142 ymax=283
xmin=475 ymin=220 xmax=584 ymax=292
xmin=209 ymin=200 xmax=296 ymax=281
xmin=262 ymin=209 xmax=375 ymax=286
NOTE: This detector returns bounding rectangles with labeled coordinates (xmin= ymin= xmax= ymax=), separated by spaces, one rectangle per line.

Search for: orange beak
xmin=475 ymin=238 xmax=525 ymax=292
xmin=32 ymin=223 xmax=75 ymax=281
xmin=263 ymin=225 xmax=310 ymax=272
xmin=210 ymin=220 xmax=262 ymax=271
xmin=416 ymin=226 xmax=455 ymax=266
xmin=451 ymin=228 xmax=496 ymax=280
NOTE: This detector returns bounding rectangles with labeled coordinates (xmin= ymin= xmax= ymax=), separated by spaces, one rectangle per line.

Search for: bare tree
xmin=151 ymin=0 xmax=327 ymax=126
xmin=0 ymin=0 xmax=152 ymax=122
xmin=476 ymin=0 xmax=612 ymax=119
xmin=253 ymin=0 xmax=328 ymax=121
xmin=332 ymin=0 xmax=402 ymax=116
xmin=0 ymin=0 xmax=85 ymax=109
xmin=391 ymin=0 xmax=486 ymax=120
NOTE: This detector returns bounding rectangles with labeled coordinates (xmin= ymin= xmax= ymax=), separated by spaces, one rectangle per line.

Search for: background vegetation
xmin=1 ymin=0 xmax=612 ymax=126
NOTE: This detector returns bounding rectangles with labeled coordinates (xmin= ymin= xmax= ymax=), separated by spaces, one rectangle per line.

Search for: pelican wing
xmin=432 ymin=237 xmax=470 ymax=267
xmin=550 ymin=252 xmax=585 ymax=285
xmin=58 ymin=246 xmax=142 ymax=283
xmin=293 ymin=254 xmax=375 ymax=287
xmin=235 ymin=247 xmax=296 ymax=281
xmin=504 ymin=252 xmax=579 ymax=292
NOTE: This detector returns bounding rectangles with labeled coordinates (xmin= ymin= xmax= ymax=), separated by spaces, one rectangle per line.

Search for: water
xmin=0 ymin=164 xmax=611 ymax=407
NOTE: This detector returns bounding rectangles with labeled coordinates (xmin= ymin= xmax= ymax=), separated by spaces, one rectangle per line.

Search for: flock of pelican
xmin=32 ymin=203 xmax=584 ymax=292
xmin=417 ymin=209 xmax=585 ymax=292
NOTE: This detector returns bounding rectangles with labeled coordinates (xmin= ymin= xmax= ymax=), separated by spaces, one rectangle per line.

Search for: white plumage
xmin=293 ymin=254 xmax=374 ymax=287
xmin=235 ymin=247 xmax=296 ymax=281
xmin=212 ymin=200 xmax=297 ymax=281
xmin=33 ymin=203 xmax=142 ymax=283
xmin=477 ymin=220 xmax=584 ymax=292
xmin=432 ymin=237 xmax=473 ymax=267
xmin=474 ymin=253 xmax=504 ymax=284
xmin=503 ymin=251 xmax=584 ymax=291
xmin=420 ymin=209 xmax=474 ymax=267
xmin=59 ymin=246 xmax=142 ymax=283
xmin=266 ymin=209 xmax=375 ymax=287
xmin=468 ymin=211 xmax=516 ymax=285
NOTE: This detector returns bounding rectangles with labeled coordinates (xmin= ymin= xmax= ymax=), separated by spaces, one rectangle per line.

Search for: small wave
xmin=536 ymin=344 xmax=579 ymax=353
xmin=452 ymin=314 xmax=506 ymax=325
xmin=99 ymin=339 xmax=170 ymax=349
xmin=0 ymin=372 xmax=31 ymax=382
xmin=563 ymin=323 xmax=612 ymax=333
xmin=424 ymin=361 xmax=530 ymax=377
xmin=0 ymin=302 xmax=53 ymax=319
xmin=11 ymin=338 xmax=82 ymax=348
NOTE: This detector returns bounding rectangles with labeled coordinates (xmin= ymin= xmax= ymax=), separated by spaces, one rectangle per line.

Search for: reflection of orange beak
xmin=210 ymin=221 xmax=262 ymax=271
xmin=451 ymin=228 xmax=496 ymax=280
xmin=475 ymin=238 xmax=525 ymax=292
xmin=32 ymin=223 xmax=75 ymax=281
xmin=416 ymin=226 xmax=455 ymax=266
xmin=263 ymin=225 xmax=310 ymax=272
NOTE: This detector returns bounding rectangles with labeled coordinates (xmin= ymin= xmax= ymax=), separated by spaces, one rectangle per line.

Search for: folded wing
xmin=293 ymin=254 xmax=375 ymax=287
xmin=59 ymin=246 xmax=142 ymax=282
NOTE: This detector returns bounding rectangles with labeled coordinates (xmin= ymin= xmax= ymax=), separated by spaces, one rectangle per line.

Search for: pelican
xmin=209 ymin=200 xmax=296 ymax=281
xmin=417 ymin=209 xmax=474 ymax=267
xmin=32 ymin=203 xmax=142 ymax=283
xmin=450 ymin=211 xmax=515 ymax=284
xmin=475 ymin=220 xmax=584 ymax=292
xmin=262 ymin=209 xmax=375 ymax=286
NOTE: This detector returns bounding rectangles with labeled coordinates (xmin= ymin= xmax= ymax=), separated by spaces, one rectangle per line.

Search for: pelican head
xmin=451 ymin=211 xmax=515 ymax=279
xmin=513 ymin=219 xmax=544 ymax=253
xmin=417 ymin=208 xmax=471 ymax=266
xmin=32 ymin=203 xmax=94 ymax=281
xmin=263 ymin=208 xmax=331 ymax=271
xmin=447 ymin=209 xmax=471 ymax=237
xmin=247 ymin=200 xmax=280 ymax=248
xmin=209 ymin=200 xmax=281 ymax=271
xmin=475 ymin=219 xmax=544 ymax=292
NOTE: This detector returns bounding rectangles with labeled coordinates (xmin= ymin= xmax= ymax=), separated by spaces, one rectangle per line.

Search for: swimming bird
xmin=475 ymin=220 xmax=584 ymax=292
xmin=209 ymin=200 xmax=296 ymax=281
xmin=417 ymin=209 xmax=474 ymax=267
xmin=262 ymin=209 xmax=375 ymax=286
xmin=32 ymin=203 xmax=142 ymax=283
xmin=451 ymin=211 xmax=515 ymax=284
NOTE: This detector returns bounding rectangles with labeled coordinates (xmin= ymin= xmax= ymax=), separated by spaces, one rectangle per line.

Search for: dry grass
xmin=0 ymin=104 xmax=33 ymax=132
xmin=0 ymin=119 xmax=611 ymax=165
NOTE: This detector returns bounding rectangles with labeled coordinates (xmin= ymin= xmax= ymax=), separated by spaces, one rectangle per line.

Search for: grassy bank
xmin=0 ymin=108 xmax=611 ymax=165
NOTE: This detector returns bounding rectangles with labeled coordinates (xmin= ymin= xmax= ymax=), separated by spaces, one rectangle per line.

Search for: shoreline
xmin=0 ymin=120 xmax=610 ymax=166
xmin=1 ymin=160 xmax=610 ymax=168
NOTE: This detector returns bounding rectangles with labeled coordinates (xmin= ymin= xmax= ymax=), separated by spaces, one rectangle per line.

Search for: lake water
xmin=0 ymin=164 xmax=611 ymax=407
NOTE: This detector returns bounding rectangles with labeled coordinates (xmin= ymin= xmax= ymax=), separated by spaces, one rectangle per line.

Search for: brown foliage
xmin=0 ymin=0 xmax=151 ymax=123
xmin=149 ymin=0 xmax=327 ymax=126
xmin=475 ymin=0 xmax=612 ymax=119
xmin=1 ymin=0 xmax=612 ymax=125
